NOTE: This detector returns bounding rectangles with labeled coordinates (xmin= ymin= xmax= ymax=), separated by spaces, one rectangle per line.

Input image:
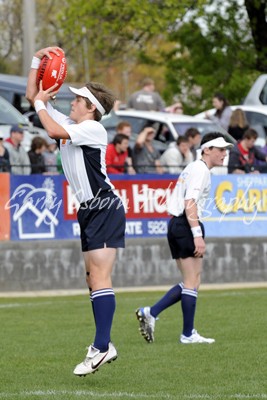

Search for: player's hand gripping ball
xmin=36 ymin=49 xmax=67 ymax=91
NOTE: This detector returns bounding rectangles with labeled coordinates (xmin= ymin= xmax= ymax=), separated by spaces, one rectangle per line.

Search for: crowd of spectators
xmin=0 ymin=124 xmax=62 ymax=174
xmin=1 ymin=86 xmax=267 ymax=176
xmin=228 ymin=128 xmax=267 ymax=174
xmin=105 ymin=121 xmax=267 ymax=175
xmin=2 ymin=120 xmax=267 ymax=176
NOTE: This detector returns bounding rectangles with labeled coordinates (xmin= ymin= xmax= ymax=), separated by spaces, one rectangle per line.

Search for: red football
xmin=36 ymin=50 xmax=67 ymax=91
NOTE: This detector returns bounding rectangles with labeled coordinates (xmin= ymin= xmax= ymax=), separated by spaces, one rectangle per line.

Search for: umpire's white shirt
xmin=167 ymin=159 xmax=211 ymax=221
xmin=46 ymin=103 xmax=114 ymax=203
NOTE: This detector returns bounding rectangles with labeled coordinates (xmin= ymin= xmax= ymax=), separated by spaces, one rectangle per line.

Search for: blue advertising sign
xmin=203 ymin=174 xmax=267 ymax=237
xmin=5 ymin=174 xmax=267 ymax=240
xmin=8 ymin=175 xmax=76 ymax=241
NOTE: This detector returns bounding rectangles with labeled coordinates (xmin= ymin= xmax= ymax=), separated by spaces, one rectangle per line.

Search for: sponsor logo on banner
xmin=62 ymin=178 xmax=176 ymax=220
xmin=203 ymin=175 xmax=267 ymax=237
xmin=62 ymin=177 xmax=176 ymax=237
xmin=7 ymin=177 xmax=61 ymax=239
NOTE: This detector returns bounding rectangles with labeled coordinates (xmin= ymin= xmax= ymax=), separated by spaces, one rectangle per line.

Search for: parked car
xmin=0 ymin=95 xmax=47 ymax=151
xmin=195 ymin=105 xmax=267 ymax=147
xmin=0 ymin=73 xmax=74 ymax=128
xmin=101 ymin=109 xmax=236 ymax=147
xmin=243 ymin=74 xmax=267 ymax=106
xmin=101 ymin=109 xmax=236 ymax=174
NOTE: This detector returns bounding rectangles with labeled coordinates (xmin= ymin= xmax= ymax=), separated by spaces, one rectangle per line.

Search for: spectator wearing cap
xmin=4 ymin=124 xmax=31 ymax=174
xmin=0 ymin=131 xmax=10 ymax=172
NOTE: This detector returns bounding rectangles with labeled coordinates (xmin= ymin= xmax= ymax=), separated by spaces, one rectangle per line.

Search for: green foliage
xmin=53 ymin=0 xmax=266 ymax=109
xmin=164 ymin=0 xmax=260 ymax=113
xmin=56 ymin=0 xmax=191 ymax=68
xmin=0 ymin=0 xmax=266 ymax=108
xmin=52 ymin=0 xmax=195 ymax=93
xmin=0 ymin=0 xmax=23 ymax=72
xmin=0 ymin=58 xmax=9 ymax=74
xmin=0 ymin=288 xmax=267 ymax=399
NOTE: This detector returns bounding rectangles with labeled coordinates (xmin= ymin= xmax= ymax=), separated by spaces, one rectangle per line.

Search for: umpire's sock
xmin=181 ymin=288 xmax=198 ymax=337
xmin=91 ymin=288 xmax=116 ymax=352
xmin=150 ymin=282 xmax=184 ymax=318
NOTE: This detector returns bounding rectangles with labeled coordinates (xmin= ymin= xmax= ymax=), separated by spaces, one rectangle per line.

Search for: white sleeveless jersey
xmin=167 ymin=159 xmax=211 ymax=220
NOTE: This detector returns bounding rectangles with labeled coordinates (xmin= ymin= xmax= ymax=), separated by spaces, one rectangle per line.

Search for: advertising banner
xmin=4 ymin=173 xmax=267 ymax=240
xmin=204 ymin=174 xmax=267 ymax=237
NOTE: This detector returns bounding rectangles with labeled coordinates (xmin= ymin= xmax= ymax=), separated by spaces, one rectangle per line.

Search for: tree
xmin=0 ymin=0 xmax=266 ymax=112
xmin=55 ymin=0 xmax=267 ymax=111
xmin=245 ymin=0 xmax=267 ymax=71
xmin=163 ymin=0 xmax=260 ymax=113
xmin=55 ymin=0 xmax=197 ymax=98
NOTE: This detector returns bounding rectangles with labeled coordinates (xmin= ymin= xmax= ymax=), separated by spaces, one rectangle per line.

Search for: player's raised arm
xmin=26 ymin=46 xmax=63 ymax=106
xmin=33 ymin=81 xmax=69 ymax=140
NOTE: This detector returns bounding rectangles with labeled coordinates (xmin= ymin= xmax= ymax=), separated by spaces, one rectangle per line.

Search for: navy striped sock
xmin=91 ymin=288 xmax=116 ymax=352
xmin=150 ymin=282 xmax=184 ymax=318
xmin=181 ymin=288 xmax=198 ymax=337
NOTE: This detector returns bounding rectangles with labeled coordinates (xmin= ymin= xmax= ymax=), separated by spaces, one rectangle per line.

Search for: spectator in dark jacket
xmin=28 ymin=136 xmax=47 ymax=174
xmin=0 ymin=131 xmax=10 ymax=172
xmin=228 ymin=128 xmax=267 ymax=174
xmin=228 ymin=108 xmax=249 ymax=141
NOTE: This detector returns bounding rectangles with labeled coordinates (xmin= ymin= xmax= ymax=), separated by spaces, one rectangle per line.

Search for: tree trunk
xmin=245 ymin=0 xmax=267 ymax=72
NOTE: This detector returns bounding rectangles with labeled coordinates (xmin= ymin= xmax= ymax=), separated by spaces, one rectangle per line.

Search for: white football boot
xmin=136 ymin=307 xmax=156 ymax=343
xmin=180 ymin=329 xmax=215 ymax=344
xmin=73 ymin=342 xmax=117 ymax=376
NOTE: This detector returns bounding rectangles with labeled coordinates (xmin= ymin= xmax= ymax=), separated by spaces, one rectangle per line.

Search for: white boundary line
xmin=0 ymin=282 xmax=267 ymax=298
xmin=0 ymin=390 xmax=266 ymax=399
xmin=0 ymin=390 xmax=172 ymax=399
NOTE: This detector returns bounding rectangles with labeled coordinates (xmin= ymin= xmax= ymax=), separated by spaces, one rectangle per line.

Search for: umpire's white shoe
xmin=136 ymin=306 xmax=156 ymax=343
xmin=73 ymin=342 xmax=117 ymax=376
xmin=180 ymin=329 xmax=215 ymax=344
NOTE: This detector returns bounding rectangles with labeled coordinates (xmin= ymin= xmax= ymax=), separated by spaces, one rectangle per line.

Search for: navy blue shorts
xmin=77 ymin=192 xmax=126 ymax=252
xmin=167 ymin=215 xmax=205 ymax=259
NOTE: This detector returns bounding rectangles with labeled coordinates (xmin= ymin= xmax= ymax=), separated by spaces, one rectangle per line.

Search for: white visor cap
xmin=201 ymin=137 xmax=234 ymax=150
xmin=69 ymin=86 xmax=105 ymax=115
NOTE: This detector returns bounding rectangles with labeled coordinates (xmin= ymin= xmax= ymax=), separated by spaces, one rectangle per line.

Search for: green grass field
xmin=0 ymin=288 xmax=266 ymax=400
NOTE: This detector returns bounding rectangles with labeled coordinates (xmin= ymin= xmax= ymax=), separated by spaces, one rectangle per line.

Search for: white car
xmin=243 ymin=74 xmax=267 ymax=106
xmin=101 ymin=109 xmax=235 ymax=174
xmin=102 ymin=109 xmax=235 ymax=148
xmin=195 ymin=104 xmax=267 ymax=147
